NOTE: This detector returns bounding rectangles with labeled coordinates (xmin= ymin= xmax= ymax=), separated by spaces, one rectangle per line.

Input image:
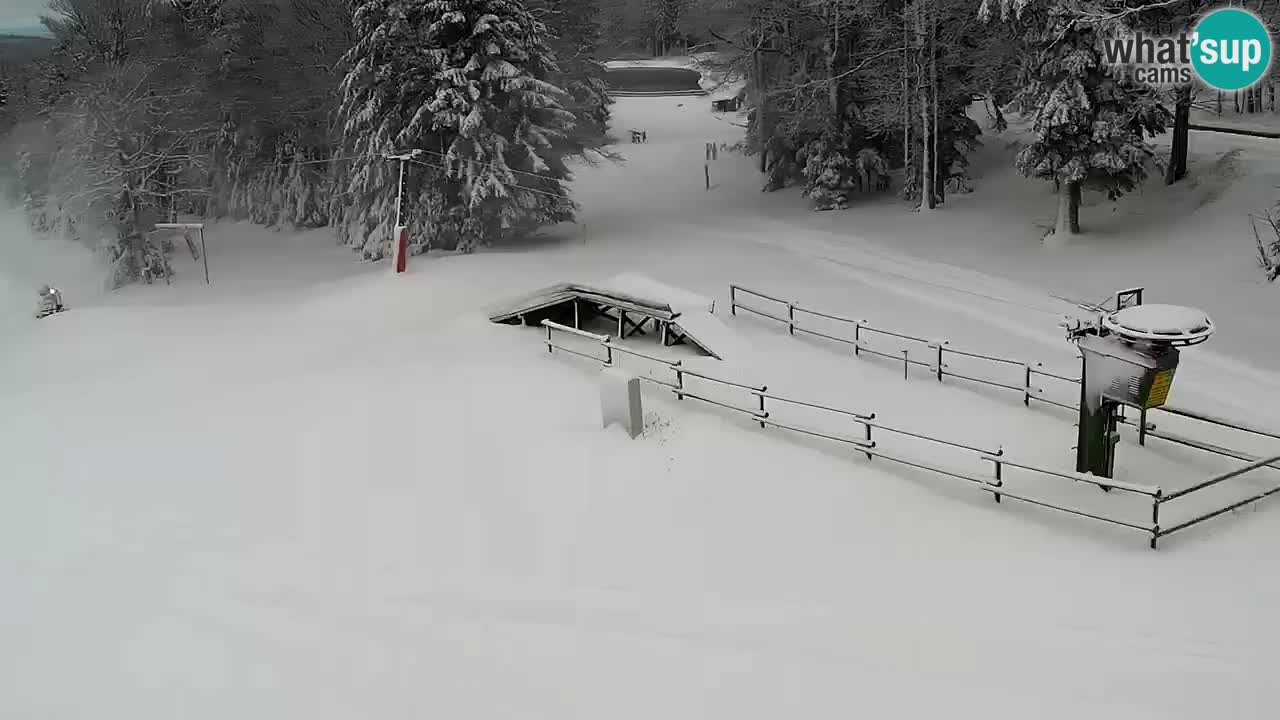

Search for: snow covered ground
xmin=0 ymin=208 xmax=106 ymax=336
xmin=1192 ymin=106 xmax=1280 ymax=134
xmin=3 ymin=87 xmax=1280 ymax=718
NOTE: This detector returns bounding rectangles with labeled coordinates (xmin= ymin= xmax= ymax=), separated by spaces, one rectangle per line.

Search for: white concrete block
xmin=600 ymin=367 xmax=643 ymax=439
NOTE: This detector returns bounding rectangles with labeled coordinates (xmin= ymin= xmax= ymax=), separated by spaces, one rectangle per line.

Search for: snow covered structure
xmin=488 ymin=273 xmax=732 ymax=360
xmin=34 ymin=285 xmax=64 ymax=319
xmin=1074 ymin=303 xmax=1215 ymax=480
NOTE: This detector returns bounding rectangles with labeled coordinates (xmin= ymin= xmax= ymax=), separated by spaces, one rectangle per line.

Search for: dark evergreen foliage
xmin=1011 ymin=4 xmax=1170 ymax=233
xmin=333 ymin=0 xmax=579 ymax=256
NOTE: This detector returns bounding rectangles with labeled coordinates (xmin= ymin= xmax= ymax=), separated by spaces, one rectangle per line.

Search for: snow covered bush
xmin=333 ymin=0 xmax=578 ymax=257
xmin=801 ymin=135 xmax=889 ymax=210
xmin=197 ymin=115 xmax=334 ymax=230
xmin=802 ymin=136 xmax=857 ymax=210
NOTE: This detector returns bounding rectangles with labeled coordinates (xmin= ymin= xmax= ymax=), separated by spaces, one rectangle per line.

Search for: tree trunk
xmin=902 ymin=3 xmax=909 ymax=172
xmin=828 ymin=1 xmax=840 ymax=121
xmin=989 ymin=93 xmax=1006 ymax=129
xmin=916 ymin=0 xmax=933 ymax=210
xmin=1165 ymin=85 xmax=1191 ymax=185
xmin=1050 ymin=180 xmax=1081 ymax=243
xmin=930 ymin=0 xmax=942 ymax=205
xmin=755 ymin=43 xmax=768 ymax=174
xmin=1068 ymin=181 xmax=1081 ymax=233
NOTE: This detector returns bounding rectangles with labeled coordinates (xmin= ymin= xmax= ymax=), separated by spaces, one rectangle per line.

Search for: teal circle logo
xmin=1191 ymin=8 xmax=1273 ymax=91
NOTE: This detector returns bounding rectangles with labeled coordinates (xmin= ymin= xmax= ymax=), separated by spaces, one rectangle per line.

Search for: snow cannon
xmin=35 ymin=284 xmax=66 ymax=319
xmin=1071 ymin=297 xmax=1214 ymax=479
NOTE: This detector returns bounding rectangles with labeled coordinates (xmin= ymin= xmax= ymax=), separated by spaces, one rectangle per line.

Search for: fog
xmin=0 ymin=206 xmax=106 ymax=335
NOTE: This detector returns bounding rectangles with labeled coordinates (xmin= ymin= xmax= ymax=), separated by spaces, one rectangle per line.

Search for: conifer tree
xmin=1011 ymin=5 xmax=1169 ymax=242
xmin=0 ymin=74 xmax=9 ymax=130
xmin=527 ymin=0 xmax=613 ymax=143
xmin=334 ymin=0 xmax=577 ymax=257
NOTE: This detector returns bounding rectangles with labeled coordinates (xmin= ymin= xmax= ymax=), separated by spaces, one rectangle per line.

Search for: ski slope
xmin=3 ymin=90 xmax=1280 ymax=719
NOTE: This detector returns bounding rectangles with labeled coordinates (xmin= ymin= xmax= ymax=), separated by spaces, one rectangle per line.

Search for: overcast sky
xmin=0 ymin=0 xmax=48 ymax=32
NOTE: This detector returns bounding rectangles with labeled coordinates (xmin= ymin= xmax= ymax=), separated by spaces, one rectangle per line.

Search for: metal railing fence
xmin=729 ymin=284 xmax=1080 ymax=410
xmin=724 ymin=284 xmax=1280 ymax=547
xmin=541 ymin=319 xmax=1168 ymax=547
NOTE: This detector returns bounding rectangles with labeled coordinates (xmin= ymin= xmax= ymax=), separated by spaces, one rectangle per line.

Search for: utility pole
xmin=385 ymin=149 xmax=422 ymax=273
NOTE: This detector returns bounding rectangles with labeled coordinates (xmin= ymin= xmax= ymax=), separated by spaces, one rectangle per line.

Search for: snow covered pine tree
xmin=1010 ymin=5 xmax=1169 ymax=243
xmin=334 ymin=0 xmax=578 ymax=257
xmin=524 ymin=0 xmax=613 ymax=145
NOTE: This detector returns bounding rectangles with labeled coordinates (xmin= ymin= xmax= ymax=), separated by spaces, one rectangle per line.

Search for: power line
xmin=12 ymin=145 xmax=574 ymax=185
xmin=405 ymin=156 xmax=569 ymax=202
xmin=407 ymin=145 xmax=574 ymax=185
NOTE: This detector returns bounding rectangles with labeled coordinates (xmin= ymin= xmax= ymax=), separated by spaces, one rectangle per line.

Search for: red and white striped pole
xmin=386 ymin=149 xmax=421 ymax=274
xmin=392 ymin=224 xmax=408 ymax=273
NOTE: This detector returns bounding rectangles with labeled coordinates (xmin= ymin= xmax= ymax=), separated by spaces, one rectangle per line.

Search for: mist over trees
xmin=730 ymin=0 xmax=1276 ymax=231
xmin=0 ymin=0 xmax=612 ymax=282
xmin=1 ymin=0 xmax=1278 ymax=284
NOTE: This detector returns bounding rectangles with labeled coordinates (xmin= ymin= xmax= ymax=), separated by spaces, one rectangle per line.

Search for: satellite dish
xmin=1101 ymin=304 xmax=1214 ymax=347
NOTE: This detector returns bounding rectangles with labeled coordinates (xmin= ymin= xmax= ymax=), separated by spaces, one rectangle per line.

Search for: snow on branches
xmin=1010 ymin=4 xmax=1169 ymax=238
xmin=334 ymin=0 xmax=578 ymax=257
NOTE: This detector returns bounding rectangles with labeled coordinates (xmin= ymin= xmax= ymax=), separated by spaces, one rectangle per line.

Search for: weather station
xmin=1065 ymin=288 xmax=1215 ymax=479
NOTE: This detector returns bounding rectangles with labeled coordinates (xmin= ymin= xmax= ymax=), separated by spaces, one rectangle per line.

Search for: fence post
xmin=730 ymin=285 xmax=737 ymax=316
xmin=1024 ymin=364 xmax=1032 ymax=406
xmin=854 ymin=322 xmax=861 ymax=356
xmin=603 ymin=338 xmax=613 ymax=366
xmin=935 ymin=342 xmax=944 ymax=382
xmin=902 ymin=350 xmax=909 ymax=380
xmin=675 ymin=361 xmax=684 ymax=400
xmin=862 ymin=414 xmax=874 ymax=460
xmin=1150 ymin=489 xmax=1162 ymax=549
xmin=546 ymin=323 xmax=553 ymax=353
xmin=1139 ymin=407 xmax=1149 ymax=446
xmin=788 ymin=303 xmax=795 ymax=335
xmin=758 ymin=386 xmax=768 ymax=429
xmin=991 ymin=448 xmax=1004 ymax=503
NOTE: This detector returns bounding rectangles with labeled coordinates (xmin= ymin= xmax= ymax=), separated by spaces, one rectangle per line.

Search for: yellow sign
xmin=1146 ymin=369 xmax=1175 ymax=408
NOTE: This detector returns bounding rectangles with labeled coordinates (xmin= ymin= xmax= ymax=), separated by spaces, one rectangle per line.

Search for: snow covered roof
xmin=487 ymin=274 xmax=730 ymax=359
xmin=599 ymin=273 xmax=713 ymax=314
xmin=487 ymin=274 xmax=713 ymax=324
